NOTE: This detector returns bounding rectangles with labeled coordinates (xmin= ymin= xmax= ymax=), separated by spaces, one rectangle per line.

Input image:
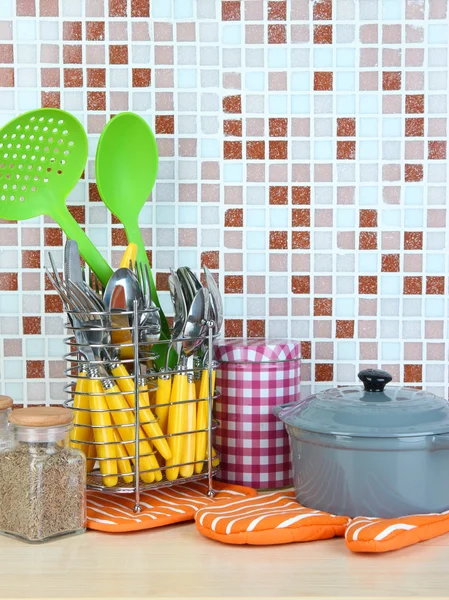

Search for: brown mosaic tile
xmin=292 ymin=275 xmax=310 ymax=294
xmin=247 ymin=320 xmax=265 ymax=338
xmin=359 ymin=276 xmax=378 ymax=295
xmin=426 ymin=276 xmax=445 ymax=295
xmin=225 ymin=319 xmax=243 ymax=338
xmin=64 ymin=68 xmax=83 ymax=87
xmin=40 ymin=0 xmax=58 ymax=16
xmin=225 ymin=208 xmax=243 ymax=227
xmin=44 ymin=228 xmax=63 ymax=247
xmin=315 ymin=364 xmax=333 ymax=382
xmin=223 ymin=95 xmax=242 ymax=113
xmin=155 ymin=115 xmax=174 ymax=134
xmin=0 ymin=273 xmax=18 ymax=291
xmin=359 ymin=231 xmax=377 ymax=250
xmin=224 ymin=119 xmax=242 ymax=136
xmin=428 ymin=141 xmax=446 ymax=160
xmin=63 ymin=45 xmax=82 ymax=64
xmin=63 ymin=21 xmax=82 ymax=41
xmin=292 ymin=208 xmax=310 ymax=227
xmin=269 ymin=186 xmax=288 ymax=205
xmin=382 ymin=72 xmax=401 ymax=90
xmin=0 ymin=68 xmax=14 ymax=87
xmin=132 ymin=68 xmax=151 ymax=87
xmin=405 ymin=94 xmax=424 ymax=114
xmin=224 ymin=141 xmax=243 ymax=160
xmin=112 ymin=228 xmax=127 ymax=246
xmin=269 ymin=118 xmax=287 ymax=137
xmin=23 ymin=317 xmax=41 ymax=335
xmin=0 ymin=44 xmax=13 ymax=63
xmin=404 ymin=231 xmax=423 ymax=250
xmin=404 ymin=364 xmax=422 ymax=383
xmin=314 ymin=72 xmax=333 ymax=91
xmin=109 ymin=0 xmax=127 ymax=16
xmin=41 ymin=92 xmax=60 ymax=108
xmin=247 ymin=141 xmax=265 ymax=159
xmin=403 ymin=276 xmax=422 ymax=295
xmin=301 ymin=341 xmax=311 ymax=360
xmin=88 ymin=183 xmax=102 ymax=203
xmin=87 ymin=68 xmax=105 ymax=87
xmin=268 ymin=1 xmax=287 ymax=20
xmin=87 ymin=91 xmax=106 ymax=111
xmin=131 ymin=0 xmax=149 ymax=17
xmin=17 ymin=0 xmax=36 ymax=16
xmin=155 ymin=273 xmax=169 ymax=292
xmin=405 ymin=164 xmax=423 ymax=182
xmin=268 ymin=24 xmax=287 ymax=44
xmin=269 ymin=140 xmax=287 ymax=159
xmin=22 ymin=250 xmax=40 ymax=269
xmin=336 ymin=320 xmax=355 ymax=339
xmin=337 ymin=118 xmax=356 ymax=137
xmin=41 ymin=68 xmax=60 ymax=87
xmin=225 ymin=275 xmax=243 ymax=294
xmin=109 ymin=45 xmax=128 ymax=64
xmin=405 ymin=118 xmax=424 ymax=137
xmin=337 ymin=141 xmax=356 ymax=160
xmin=270 ymin=231 xmax=288 ymax=249
xmin=292 ymin=231 xmax=310 ymax=249
xmin=359 ymin=209 xmax=377 ymax=228
xmin=222 ymin=1 xmax=241 ymax=20
xmin=381 ymin=254 xmax=400 ymax=272
xmin=313 ymin=24 xmax=332 ymax=44
xmin=313 ymin=0 xmax=332 ymax=19
xmin=27 ymin=360 xmax=45 ymax=379
xmin=292 ymin=186 xmax=311 ymax=205
xmin=314 ymin=298 xmax=332 ymax=316
xmin=86 ymin=21 xmax=105 ymax=41
xmin=201 ymin=251 xmax=219 ymax=270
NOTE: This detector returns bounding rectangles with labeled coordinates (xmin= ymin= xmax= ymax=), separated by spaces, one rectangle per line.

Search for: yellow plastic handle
xmin=111 ymin=363 xmax=172 ymax=460
xmin=195 ymin=368 xmax=216 ymax=474
xmin=112 ymin=428 xmax=134 ymax=484
xmin=154 ymin=375 xmax=171 ymax=434
xmin=119 ymin=242 xmax=138 ymax=269
xmin=165 ymin=372 xmax=187 ymax=481
xmin=179 ymin=377 xmax=197 ymax=478
xmin=88 ymin=378 xmax=118 ymax=487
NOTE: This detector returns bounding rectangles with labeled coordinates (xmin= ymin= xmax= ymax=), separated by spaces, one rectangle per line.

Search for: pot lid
xmin=277 ymin=369 xmax=449 ymax=438
xmin=214 ymin=338 xmax=301 ymax=363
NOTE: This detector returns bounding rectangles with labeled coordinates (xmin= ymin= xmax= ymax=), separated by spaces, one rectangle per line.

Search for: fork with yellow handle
xmin=179 ymin=374 xmax=197 ymax=478
xmin=101 ymin=376 xmax=162 ymax=483
xmin=70 ymin=371 xmax=96 ymax=473
xmin=165 ymin=370 xmax=188 ymax=480
xmin=110 ymin=362 xmax=171 ymax=461
xmin=154 ymin=373 xmax=171 ymax=434
xmin=195 ymin=367 xmax=219 ymax=474
xmin=87 ymin=373 xmax=118 ymax=488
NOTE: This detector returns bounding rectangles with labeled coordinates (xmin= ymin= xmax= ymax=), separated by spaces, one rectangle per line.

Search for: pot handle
xmin=272 ymin=401 xmax=299 ymax=418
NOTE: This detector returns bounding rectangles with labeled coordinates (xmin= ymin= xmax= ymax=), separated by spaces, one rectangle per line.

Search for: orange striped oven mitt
xmin=195 ymin=491 xmax=449 ymax=553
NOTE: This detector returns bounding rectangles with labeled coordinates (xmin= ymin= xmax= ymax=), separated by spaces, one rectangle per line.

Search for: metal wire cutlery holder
xmin=63 ymin=300 xmax=220 ymax=513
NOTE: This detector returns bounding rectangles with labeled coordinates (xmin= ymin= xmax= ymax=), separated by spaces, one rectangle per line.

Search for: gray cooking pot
xmin=274 ymin=369 xmax=449 ymax=518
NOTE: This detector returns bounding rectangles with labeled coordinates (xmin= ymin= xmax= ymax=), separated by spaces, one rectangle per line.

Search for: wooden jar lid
xmin=9 ymin=407 xmax=73 ymax=427
xmin=0 ymin=396 xmax=13 ymax=411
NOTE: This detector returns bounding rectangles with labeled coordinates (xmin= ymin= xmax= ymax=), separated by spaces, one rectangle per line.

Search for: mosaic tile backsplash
xmin=0 ymin=0 xmax=448 ymax=404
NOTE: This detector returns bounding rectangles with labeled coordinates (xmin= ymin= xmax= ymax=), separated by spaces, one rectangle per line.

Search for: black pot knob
xmin=358 ymin=369 xmax=392 ymax=392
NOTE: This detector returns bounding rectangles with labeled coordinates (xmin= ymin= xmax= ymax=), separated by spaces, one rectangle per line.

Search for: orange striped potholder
xmin=195 ymin=491 xmax=350 ymax=545
xmin=86 ymin=481 xmax=257 ymax=533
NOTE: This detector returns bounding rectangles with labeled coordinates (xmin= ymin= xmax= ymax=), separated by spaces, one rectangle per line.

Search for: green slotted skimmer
xmin=0 ymin=108 xmax=113 ymax=286
xmin=95 ymin=111 xmax=173 ymax=366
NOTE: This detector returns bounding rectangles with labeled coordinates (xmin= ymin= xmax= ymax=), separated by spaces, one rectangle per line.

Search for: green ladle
xmin=0 ymin=108 xmax=113 ymax=286
xmin=95 ymin=112 xmax=172 ymax=365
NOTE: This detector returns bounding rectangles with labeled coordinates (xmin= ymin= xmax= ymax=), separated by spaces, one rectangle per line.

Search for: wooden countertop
xmin=1 ymin=522 xmax=449 ymax=599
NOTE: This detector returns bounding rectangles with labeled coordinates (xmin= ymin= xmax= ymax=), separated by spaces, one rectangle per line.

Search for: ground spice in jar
xmin=0 ymin=407 xmax=86 ymax=543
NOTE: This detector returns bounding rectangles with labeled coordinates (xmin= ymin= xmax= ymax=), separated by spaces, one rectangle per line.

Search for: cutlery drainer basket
xmin=63 ymin=301 xmax=220 ymax=512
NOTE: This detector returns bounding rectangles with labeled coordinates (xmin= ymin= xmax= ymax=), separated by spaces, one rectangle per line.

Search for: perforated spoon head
xmin=0 ymin=108 xmax=87 ymax=220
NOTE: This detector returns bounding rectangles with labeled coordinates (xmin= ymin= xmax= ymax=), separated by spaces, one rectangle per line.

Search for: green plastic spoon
xmin=95 ymin=111 xmax=172 ymax=365
xmin=0 ymin=108 xmax=113 ymax=286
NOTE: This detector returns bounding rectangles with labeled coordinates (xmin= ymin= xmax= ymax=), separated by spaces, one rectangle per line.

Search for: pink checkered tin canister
xmin=214 ymin=338 xmax=301 ymax=490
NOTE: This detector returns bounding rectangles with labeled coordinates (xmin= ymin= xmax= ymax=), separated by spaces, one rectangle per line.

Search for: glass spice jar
xmin=0 ymin=407 xmax=86 ymax=543
xmin=0 ymin=395 xmax=13 ymax=452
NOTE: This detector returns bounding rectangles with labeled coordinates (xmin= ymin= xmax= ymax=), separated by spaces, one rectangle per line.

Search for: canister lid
xmin=0 ymin=395 xmax=13 ymax=411
xmin=9 ymin=407 xmax=73 ymax=428
xmin=214 ymin=338 xmax=301 ymax=363
xmin=277 ymin=369 xmax=449 ymax=438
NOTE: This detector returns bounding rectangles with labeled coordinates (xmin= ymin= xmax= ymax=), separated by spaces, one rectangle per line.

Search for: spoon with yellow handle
xmin=154 ymin=373 xmax=171 ymax=434
xmin=165 ymin=371 xmax=188 ymax=480
xmin=179 ymin=374 xmax=197 ymax=478
xmin=70 ymin=371 xmax=94 ymax=466
xmin=195 ymin=366 xmax=217 ymax=474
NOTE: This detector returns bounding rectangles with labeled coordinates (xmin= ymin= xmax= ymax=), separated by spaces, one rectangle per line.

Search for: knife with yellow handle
xmin=70 ymin=372 xmax=92 ymax=459
xmin=88 ymin=374 xmax=118 ymax=488
xmin=165 ymin=371 xmax=187 ymax=481
xmin=111 ymin=428 xmax=134 ymax=484
xmin=195 ymin=367 xmax=217 ymax=474
xmin=154 ymin=374 xmax=171 ymax=434
xmin=110 ymin=362 xmax=172 ymax=460
xmin=119 ymin=243 xmax=138 ymax=270
xmin=179 ymin=374 xmax=197 ymax=478
xmin=101 ymin=377 xmax=158 ymax=484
